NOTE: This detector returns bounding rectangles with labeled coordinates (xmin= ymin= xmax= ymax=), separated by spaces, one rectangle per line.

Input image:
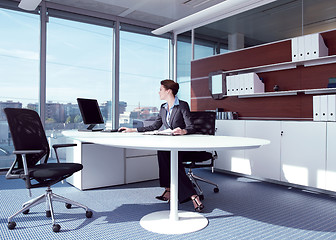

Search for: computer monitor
xmin=77 ymin=98 xmax=104 ymax=131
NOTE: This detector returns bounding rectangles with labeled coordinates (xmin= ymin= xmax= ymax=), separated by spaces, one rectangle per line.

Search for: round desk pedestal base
xmin=140 ymin=210 xmax=208 ymax=234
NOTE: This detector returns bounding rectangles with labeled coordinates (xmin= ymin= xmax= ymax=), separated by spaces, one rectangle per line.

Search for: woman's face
xmin=159 ymin=85 xmax=170 ymax=100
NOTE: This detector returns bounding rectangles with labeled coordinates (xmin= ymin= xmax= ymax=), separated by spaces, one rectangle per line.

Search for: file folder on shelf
xmin=245 ymin=72 xmax=264 ymax=94
xmin=233 ymin=76 xmax=240 ymax=95
xmin=313 ymin=94 xmax=336 ymax=122
xmin=225 ymin=73 xmax=264 ymax=96
xmin=313 ymin=96 xmax=321 ymax=121
xmin=311 ymin=33 xmax=328 ymax=59
xmin=297 ymin=36 xmax=305 ymax=62
xmin=292 ymin=33 xmax=328 ymax=62
xmin=239 ymin=74 xmax=246 ymax=95
xmin=328 ymin=95 xmax=336 ymax=121
xmin=226 ymin=75 xmax=233 ymax=96
xmin=291 ymin=37 xmax=298 ymax=62
xmin=320 ymin=95 xmax=328 ymax=121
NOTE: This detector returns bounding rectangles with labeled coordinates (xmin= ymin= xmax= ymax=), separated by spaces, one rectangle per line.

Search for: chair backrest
xmin=190 ymin=111 xmax=216 ymax=135
xmin=4 ymin=108 xmax=50 ymax=167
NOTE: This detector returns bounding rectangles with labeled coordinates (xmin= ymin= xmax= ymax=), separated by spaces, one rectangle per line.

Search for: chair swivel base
xmin=188 ymin=171 xmax=219 ymax=200
xmin=7 ymin=187 xmax=93 ymax=232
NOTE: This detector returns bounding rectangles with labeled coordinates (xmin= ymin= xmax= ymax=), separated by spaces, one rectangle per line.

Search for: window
xmin=46 ymin=17 xmax=113 ymax=128
xmin=119 ymin=28 xmax=170 ymax=128
xmin=0 ymin=8 xmax=39 ymax=169
xmin=46 ymin=16 xmax=113 ymax=159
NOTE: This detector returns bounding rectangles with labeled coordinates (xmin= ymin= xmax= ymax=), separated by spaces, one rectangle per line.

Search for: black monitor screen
xmin=77 ymin=98 xmax=104 ymax=130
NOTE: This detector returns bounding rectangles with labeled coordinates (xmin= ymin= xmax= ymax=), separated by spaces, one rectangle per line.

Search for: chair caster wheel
xmin=8 ymin=221 xmax=16 ymax=230
xmin=86 ymin=210 xmax=93 ymax=218
xmin=52 ymin=224 xmax=61 ymax=232
xmin=46 ymin=210 xmax=51 ymax=218
xmin=199 ymin=195 xmax=204 ymax=200
xmin=214 ymin=187 xmax=219 ymax=193
xmin=65 ymin=203 xmax=72 ymax=209
xmin=23 ymin=209 xmax=30 ymax=214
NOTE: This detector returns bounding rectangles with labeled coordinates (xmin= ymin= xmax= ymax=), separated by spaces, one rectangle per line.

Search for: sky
xmin=0 ymin=8 xmax=170 ymax=112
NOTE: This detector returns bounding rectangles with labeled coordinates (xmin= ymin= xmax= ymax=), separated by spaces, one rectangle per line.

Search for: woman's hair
xmin=161 ymin=79 xmax=179 ymax=96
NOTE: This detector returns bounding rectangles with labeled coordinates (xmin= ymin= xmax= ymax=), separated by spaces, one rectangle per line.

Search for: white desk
xmin=63 ymin=130 xmax=269 ymax=234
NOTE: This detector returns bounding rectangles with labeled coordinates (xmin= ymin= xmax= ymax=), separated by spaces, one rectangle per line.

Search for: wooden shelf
xmin=233 ymin=87 xmax=336 ymax=99
xmin=304 ymin=88 xmax=336 ymax=95
xmin=303 ymin=55 xmax=336 ymax=67
xmin=223 ymin=55 xmax=336 ymax=76
xmin=237 ymin=90 xmax=298 ymax=98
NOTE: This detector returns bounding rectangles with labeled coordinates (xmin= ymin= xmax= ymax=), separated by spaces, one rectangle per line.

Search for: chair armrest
xmin=7 ymin=149 xmax=43 ymax=181
xmin=13 ymin=150 xmax=43 ymax=155
xmin=7 ymin=149 xmax=44 ymax=196
xmin=52 ymin=143 xmax=77 ymax=149
xmin=52 ymin=143 xmax=77 ymax=163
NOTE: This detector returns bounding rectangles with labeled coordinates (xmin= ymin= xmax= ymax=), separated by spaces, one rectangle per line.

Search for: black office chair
xmin=4 ymin=108 xmax=92 ymax=232
xmin=183 ymin=111 xmax=219 ymax=200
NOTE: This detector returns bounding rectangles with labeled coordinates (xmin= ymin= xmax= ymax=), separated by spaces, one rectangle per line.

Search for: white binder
xmin=245 ymin=73 xmax=264 ymax=94
xmin=311 ymin=33 xmax=328 ymax=59
xmin=304 ymin=34 xmax=313 ymax=60
xmin=313 ymin=96 xmax=321 ymax=121
xmin=328 ymin=95 xmax=336 ymax=121
xmin=292 ymin=33 xmax=328 ymax=62
xmin=226 ymin=75 xmax=233 ymax=96
xmin=291 ymin=37 xmax=299 ymax=62
xmin=239 ymin=74 xmax=246 ymax=95
xmin=320 ymin=95 xmax=328 ymax=121
xmin=245 ymin=73 xmax=253 ymax=94
xmin=233 ymin=75 xmax=240 ymax=96
xmin=297 ymin=36 xmax=305 ymax=61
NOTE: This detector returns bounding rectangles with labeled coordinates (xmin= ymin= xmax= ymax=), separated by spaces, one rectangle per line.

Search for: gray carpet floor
xmin=1 ymin=169 xmax=336 ymax=240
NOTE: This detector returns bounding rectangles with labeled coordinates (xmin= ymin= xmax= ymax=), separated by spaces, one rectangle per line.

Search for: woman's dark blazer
xmin=137 ymin=100 xmax=195 ymax=134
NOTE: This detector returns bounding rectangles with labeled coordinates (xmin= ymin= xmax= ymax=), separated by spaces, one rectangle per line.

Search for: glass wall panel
xmin=119 ymin=28 xmax=170 ymax=128
xmin=193 ymin=0 xmax=336 ymax=57
xmin=46 ymin=16 xmax=113 ymax=159
xmin=194 ymin=0 xmax=303 ymax=53
xmin=302 ymin=0 xmax=336 ymax=35
xmin=176 ymin=33 xmax=192 ymax=104
xmin=194 ymin=43 xmax=213 ymax=60
xmin=0 ymin=8 xmax=39 ymax=169
xmin=194 ymin=32 xmax=226 ymax=60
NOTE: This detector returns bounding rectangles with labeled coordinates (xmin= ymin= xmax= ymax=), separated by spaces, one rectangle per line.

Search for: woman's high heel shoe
xmin=156 ymin=189 xmax=170 ymax=202
xmin=191 ymin=195 xmax=204 ymax=212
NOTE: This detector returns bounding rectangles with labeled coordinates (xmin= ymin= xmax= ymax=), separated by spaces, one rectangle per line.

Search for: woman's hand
xmin=172 ymin=127 xmax=187 ymax=135
xmin=119 ymin=127 xmax=137 ymax=133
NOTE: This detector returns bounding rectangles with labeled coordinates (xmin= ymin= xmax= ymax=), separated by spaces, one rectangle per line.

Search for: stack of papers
xmin=142 ymin=129 xmax=174 ymax=136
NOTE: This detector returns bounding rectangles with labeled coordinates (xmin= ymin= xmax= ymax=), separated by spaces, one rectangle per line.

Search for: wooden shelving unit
xmin=223 ymin=55 xmax=336 ymax=76
xmin=237 ymin=88 xmax=336 ymax=98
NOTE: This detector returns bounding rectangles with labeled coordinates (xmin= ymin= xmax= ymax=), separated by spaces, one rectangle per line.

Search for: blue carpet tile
xmin=1 ymin=169 xmax=336 ymax=240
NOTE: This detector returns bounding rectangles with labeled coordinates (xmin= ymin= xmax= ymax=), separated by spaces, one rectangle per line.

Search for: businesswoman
xmin=120 ymin=79 xmax=204 ymax=212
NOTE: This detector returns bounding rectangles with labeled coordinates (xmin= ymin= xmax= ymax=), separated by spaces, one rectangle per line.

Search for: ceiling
xmin=46 ymin=0 xmax=226 ymax=27
xmin=10 ymin=0 xmax=336 ymax=48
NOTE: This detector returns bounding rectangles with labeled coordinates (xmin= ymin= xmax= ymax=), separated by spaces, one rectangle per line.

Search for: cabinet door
xmin=280 ymin=121 xmax=326 ymax=188
xmin=326 ymin=122 xmax=336 ymax=191
xmin=215 ymin=120 xmax=248 ymax=174
xmin=66 ymin=141 xmax=125 ymax=190
xmin=245 ymin=121 xmax=281 ymax=181
xmin=126 ymin=155 xmax=159 ymax=184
